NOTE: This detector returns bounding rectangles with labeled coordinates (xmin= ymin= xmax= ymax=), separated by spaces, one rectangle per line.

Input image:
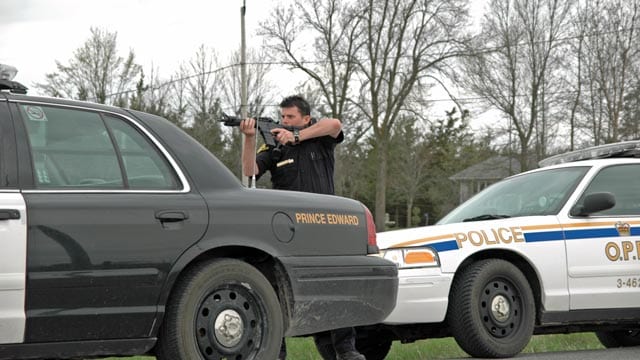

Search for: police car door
xmin=10 ymin=101 xmax=208 ymax=343
xmin=564 ymin=162 xmax=640 ymax=310
xmin=0 ymin=99 xmax=27 ymax=344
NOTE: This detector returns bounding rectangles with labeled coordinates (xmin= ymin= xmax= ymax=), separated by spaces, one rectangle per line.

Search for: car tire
xmin=595 ymin=330 xmax=640 ymax=348
xmin=448 ymin=259 xmax=535 ymax=358
xmin=313 ymin=329 xmax=392 ymax=360
xmin=155 ymin=258 xmax=283 ymax=360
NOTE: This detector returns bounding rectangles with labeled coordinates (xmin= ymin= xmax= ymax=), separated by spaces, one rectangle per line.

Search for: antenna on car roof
xmin=0 ymin=64 xmax=28 ymax=94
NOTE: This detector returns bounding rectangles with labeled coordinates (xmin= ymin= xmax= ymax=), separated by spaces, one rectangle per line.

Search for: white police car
xmin=370 ymin=141 xmax=640 ymax=358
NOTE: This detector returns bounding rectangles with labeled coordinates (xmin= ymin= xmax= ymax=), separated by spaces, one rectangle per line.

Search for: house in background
xmin=449 ymin=156 xmax=521 ymax=204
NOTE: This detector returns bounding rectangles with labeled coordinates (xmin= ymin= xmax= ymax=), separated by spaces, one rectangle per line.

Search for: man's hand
xmin=240 ymin=118 xmax=256 ymax=137
xmin=271 ymin=128 xmax=295 ymax=145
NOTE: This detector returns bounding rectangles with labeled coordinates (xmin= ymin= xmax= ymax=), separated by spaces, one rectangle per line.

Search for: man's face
xmin=281 ymin=106 xmax=311 ymax=127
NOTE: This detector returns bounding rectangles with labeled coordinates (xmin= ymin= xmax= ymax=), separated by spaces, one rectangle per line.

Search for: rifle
xmin=220 ymin=113 xmax=299 ymax=147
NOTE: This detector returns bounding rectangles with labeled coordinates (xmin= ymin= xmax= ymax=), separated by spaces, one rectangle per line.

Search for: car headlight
xmin=382 ymin=247 xmax=439 ymax=269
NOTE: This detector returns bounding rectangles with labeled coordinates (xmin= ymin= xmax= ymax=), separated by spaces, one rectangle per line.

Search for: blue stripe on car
xmin=428 ymin=225 xmax=638 ymax=252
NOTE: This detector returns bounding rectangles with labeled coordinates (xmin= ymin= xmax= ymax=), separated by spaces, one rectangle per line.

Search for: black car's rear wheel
xmin=448 ymin=259 xmax=535 ymax=358
xmin=156 ymin=258 xmax=283 ymax=360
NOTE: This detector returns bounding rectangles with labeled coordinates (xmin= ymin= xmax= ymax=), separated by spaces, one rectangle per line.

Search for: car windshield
xmin=438 ymin=166 xmax=590 ymax=224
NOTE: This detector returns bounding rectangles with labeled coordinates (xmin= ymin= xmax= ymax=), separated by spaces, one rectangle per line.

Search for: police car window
xmin=19 ymin=105 xmax=124 ymax=188
xmin=103 ymin=116 xmax=179 ymax=190
xmin=576 ymin=164 xmax=640 ymax=216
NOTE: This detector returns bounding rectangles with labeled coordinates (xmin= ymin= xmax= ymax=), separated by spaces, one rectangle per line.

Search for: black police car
xmin=0 ymin=65 xmax=397 ymax=360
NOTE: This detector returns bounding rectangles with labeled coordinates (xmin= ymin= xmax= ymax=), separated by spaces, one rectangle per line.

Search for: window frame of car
xmin=0 ymin=98 xmax=19 ymax=189
xmin=8 ymin=99 xmax=191 ymax=194
xmin=569 ymin=162 xmax=640 ymax=218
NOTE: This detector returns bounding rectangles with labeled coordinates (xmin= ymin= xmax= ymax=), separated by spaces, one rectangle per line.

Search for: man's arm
xmin=271 ymin=118 xmax=342 ymax=145
xmin=240 ymin=118 xmax=260 ymax=176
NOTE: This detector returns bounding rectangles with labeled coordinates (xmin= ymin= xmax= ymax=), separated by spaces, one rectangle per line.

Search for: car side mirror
xmin=570 ymin=192 xmax=616 ymax=216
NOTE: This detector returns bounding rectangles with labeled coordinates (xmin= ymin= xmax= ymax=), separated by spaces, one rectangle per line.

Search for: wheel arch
xmin=151 ymin=244 xmax=291 ymax=338
xmin=453 ymin=249 xmax=543 ymax=324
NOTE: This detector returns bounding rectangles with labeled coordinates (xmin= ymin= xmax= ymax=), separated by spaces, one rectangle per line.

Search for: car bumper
xmin=383 ymin=267 xmax=452 ymax=324
xmin=278 ymin=255 xmax=398 ymax=336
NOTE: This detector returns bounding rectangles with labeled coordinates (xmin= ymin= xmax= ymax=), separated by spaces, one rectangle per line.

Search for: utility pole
xmin=240 ymin=0 xmax=250 ymax=187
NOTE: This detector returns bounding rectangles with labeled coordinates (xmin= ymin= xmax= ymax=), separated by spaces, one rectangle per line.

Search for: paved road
xmin=449 ymin=346 xmax=640 ymax=360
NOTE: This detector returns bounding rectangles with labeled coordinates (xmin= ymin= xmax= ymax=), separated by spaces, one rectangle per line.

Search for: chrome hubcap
xmin=214 ymin=309 xmax=244 ymax=347
xmin=479 ymin=278 xmax=522 ymax=338
xmin=491 ymin=294 xmax=510 ymax=322
xmin=196 ymin=286 xmax=262 ymax=358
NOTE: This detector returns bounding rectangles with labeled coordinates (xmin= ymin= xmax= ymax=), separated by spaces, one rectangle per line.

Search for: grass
xmin=99 ymin=332 xmax=604 ymax=359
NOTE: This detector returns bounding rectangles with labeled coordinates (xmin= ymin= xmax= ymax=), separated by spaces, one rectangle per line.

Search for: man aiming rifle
xmin=222 ymin=95 xmax=365 ymax=360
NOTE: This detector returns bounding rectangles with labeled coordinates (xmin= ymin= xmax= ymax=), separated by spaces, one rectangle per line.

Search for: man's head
xmin=280 ymin=95 xmax=312 ymax=127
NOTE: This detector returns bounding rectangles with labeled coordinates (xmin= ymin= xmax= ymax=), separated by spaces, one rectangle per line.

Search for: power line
xmin=93 ymin=25 xmax=640 ymax=102
xmin=93 ymin=63 xmax=238 ymax=102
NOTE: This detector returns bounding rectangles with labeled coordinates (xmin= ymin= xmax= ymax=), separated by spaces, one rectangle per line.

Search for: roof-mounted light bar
xmin=0 ymin=64 xmax=28 ymax=94
xmin=0 ymin=64 xmax=18 ymax=81
xmin=539 ymin=140 xmax=640 ymax=167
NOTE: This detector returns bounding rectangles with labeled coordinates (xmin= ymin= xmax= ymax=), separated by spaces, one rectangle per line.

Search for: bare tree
xmin=622 ymin=71 xmax=640 ymax=139
xmin=458 ymin=0 xmax=575 ymax=169
xmin=564 ymin=2 xmax=588 ymax=151
xmin=259 ymin=0 xmax=363 ymax=121
xmin=182 ymin=45 xmax=225 ymax=155
xmin=168 ymin=67 xmax=190 ymax=129
xmin=388 ymin=117 xmax=431 ymax=228
xmin=218 ymin=49 xmax=275 ymax=177
xmin=129 ymin=66 xmax=181 ymax=121
xmin=575 ymin=0 xmax=640 ymax=144
xmin=220 ymin=49 xmax=274 ymax=117
xmin=353 ymin=0 xmax=469 ymax=230
xmin=35 ymin=27 xmax=141 ymax=105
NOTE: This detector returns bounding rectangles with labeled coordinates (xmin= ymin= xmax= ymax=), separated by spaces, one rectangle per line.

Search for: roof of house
xmin=449 ymin=156 xmax=521 ymax=181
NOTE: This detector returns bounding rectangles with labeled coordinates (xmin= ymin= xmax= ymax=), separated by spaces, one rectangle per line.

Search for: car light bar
xmin=539 ymin=140 xmax=640 ymax=167
xmin=0 ymin=64 xmax=18 ymax=81
xmin=0 ymin=64 xmax=28 ymax=94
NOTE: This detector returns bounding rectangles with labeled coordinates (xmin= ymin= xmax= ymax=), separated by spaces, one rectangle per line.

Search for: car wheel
xmin=448 ymin=259 xmax=535 ymax=358
xmin=156 ymin=258 xmax=283 ymax=360
xmin=313 ymin=329 xmax=393 ymax=360
xmin=596 ymin=329 xmax=640 ymax=348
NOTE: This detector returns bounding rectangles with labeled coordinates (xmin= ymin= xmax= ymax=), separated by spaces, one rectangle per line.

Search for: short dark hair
xmin=280 ymin=95 xmax=311 ymax=116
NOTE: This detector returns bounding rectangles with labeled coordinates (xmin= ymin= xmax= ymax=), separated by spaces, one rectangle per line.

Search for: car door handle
xmin=0 ymin=209 xmax=21 ymax=220
xmin=155 ymin=210 xmax=189 ymax=222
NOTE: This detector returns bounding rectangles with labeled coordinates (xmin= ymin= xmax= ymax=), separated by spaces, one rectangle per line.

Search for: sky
xmin=0 ymin=0 xmax=491 ymax=127
xmin=0 ymin=0 xmax=282 ymax=90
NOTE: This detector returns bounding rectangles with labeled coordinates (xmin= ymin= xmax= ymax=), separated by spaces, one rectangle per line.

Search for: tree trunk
xmin=374 ymin=143 xmax=388 ymax=232
xmin=406 ymin=198 xmax=414 ymax=228
xmin=519 ymin=140 xmax=529 ymax=172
